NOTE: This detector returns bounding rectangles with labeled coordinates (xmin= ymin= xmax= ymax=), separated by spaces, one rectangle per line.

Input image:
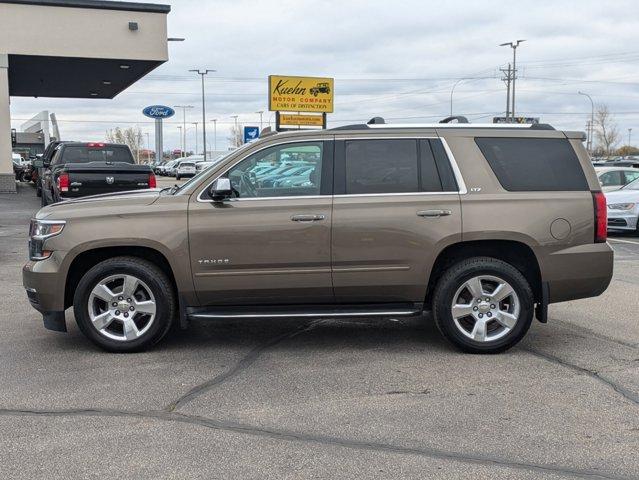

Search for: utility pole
xmin=210 ymin=119 xmax=217 ymax=152
xmin=500 ymin=64 xmax=512 ymax=121
xmin=256 ymin=110 xmax=264 ymax=130
xmin=189 ymin=69 xmax=215 ymax=161
xmin=578 ymin=91 xmax=594 ymax=153
xmin=174 ymin=105 xmax=193 ymax=157
xmin=500 ymin=40 xmax=525 ymax=121
xmin=192 ymin=122 xmax=199 ymax=154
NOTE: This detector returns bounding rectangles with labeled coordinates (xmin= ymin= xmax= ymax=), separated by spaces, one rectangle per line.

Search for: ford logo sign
xmin=142 ymin=105 xmax=175 ymax=119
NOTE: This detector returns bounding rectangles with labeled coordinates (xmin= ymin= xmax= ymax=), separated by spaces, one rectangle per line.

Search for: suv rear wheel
xmin=432 ymin=257 xmax=534 ymax=354
xmin=73 ymin=257 xmax=175 ymax=352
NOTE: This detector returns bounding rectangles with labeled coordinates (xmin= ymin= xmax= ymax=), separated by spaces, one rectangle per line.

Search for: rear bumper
xmin=541 ymin=242 xmax=613 ymax=304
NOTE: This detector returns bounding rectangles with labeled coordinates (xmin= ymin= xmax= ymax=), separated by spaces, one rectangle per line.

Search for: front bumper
xmin=607 ymin=211 xmax=638 ymax=231
xmin=22 ymin=252 xmax=67 ymax=313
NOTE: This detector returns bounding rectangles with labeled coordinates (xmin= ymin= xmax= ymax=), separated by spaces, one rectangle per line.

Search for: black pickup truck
xmin=37 ymin=142 xmax=156 ymax=206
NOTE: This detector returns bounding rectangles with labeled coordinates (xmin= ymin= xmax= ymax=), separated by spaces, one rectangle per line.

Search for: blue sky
xmin=10 ymin=0 xmax=639 ymax=151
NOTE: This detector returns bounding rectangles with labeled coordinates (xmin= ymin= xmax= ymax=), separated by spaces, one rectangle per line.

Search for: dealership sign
xmin=279 ymin=113 xmax=325 ymax=127
xmin=142 ymin=105 xmax=175 ymax=119
xmin=269 ymin=75 xmax=334 ymax=113
xmin=493 ymin=116 xmax=539 ymax=124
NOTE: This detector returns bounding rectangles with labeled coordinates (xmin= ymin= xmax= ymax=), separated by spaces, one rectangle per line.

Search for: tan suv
xmin=23 ymin=118 xmax=613 ymax=353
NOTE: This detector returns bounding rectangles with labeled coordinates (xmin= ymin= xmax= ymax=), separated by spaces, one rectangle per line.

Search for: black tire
xmin=73 ymin=256 xmax=176 ymax=352
xmin=36 ymin=183 xmax=42 ymax=197
xmin=432 ymin=256 xmax=534 ymax=354
xmin=41 ymin=188 xmax=49 ymax=206
xmin=176 ymin=174 xmax=180 ymax=180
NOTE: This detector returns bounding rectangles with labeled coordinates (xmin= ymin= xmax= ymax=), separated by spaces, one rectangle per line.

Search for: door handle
xmin=291 ymin=214 xmax=325 ymax=222
xmin=417 ymin=209 xmax=452 ymax=218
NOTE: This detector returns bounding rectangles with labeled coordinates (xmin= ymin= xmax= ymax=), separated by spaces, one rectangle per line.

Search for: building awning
xmin=8 ymin=54 xmax=162 ymax=99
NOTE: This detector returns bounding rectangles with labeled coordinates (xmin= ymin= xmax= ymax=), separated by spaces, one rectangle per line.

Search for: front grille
xmin=608 ymin=218 xmax=628 ymax=227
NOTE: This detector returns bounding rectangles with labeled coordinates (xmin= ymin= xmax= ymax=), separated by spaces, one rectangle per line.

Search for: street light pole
xmin=500 ymin=40 xmax=525 ymax=121
xmin=189 ymin=69 xmax=215 ymax=161
xmin=176 ymin=126 xmax=182 ymax=157
xmin=629 ymin=128 xmax=633 ymax=147
xmin=256 ymin=110 xmax=264 ymax=130
xmin=231 ymin=115 xmax=239 ymax=147
xmin=192 ymin=122 xmax=199 ymax=154
xmin=210 ymin=119 xmax=217 ymax=152
xmin=174 ymin=105 xmax=193 ymax=156
xmin=578 ymin=91 xmax=594 ymax=153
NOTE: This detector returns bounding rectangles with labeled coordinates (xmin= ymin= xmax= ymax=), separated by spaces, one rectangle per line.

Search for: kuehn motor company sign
xmin=269 ymin=75 xmax=334 ymax=113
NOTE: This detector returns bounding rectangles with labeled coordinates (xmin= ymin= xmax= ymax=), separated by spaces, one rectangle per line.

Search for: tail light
xmin=57 ymin=173 xmax=69 ymax=192
xmin=87 ymin=142 xmax=105 ymax=148
xmin=593 ymin=191 xmax=607 ymax=243
xmin=148 ymin=173 xmax=157 ymax=188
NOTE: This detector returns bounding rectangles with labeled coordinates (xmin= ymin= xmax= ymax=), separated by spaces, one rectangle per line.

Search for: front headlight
xmin=607 ymin=203 xmax=636 ymax=211
xmin=29 ymin=219 xmax=65 ymax=260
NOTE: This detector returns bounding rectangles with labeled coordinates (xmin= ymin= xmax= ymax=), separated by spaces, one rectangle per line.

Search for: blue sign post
xmin=143 ymin=106 xmax=175 ymax=165
xmin=243 ymin=126 xmax=260 ymax=144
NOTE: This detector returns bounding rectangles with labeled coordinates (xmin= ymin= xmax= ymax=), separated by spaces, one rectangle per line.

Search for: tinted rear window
xmin=61 ymin=146 xmax=134 ymax=164
xmin=475 ymin=137 xmax=588 ymax=191
xmin=344 ymin=139 xmax=418 ymax=194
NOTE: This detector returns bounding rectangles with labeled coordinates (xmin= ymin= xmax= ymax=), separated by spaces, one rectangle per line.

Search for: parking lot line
xmin=608 ymin=237 xmax=639 ymax=245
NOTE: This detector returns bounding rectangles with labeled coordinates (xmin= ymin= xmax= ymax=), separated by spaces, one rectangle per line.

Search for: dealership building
xmin=0 ymin=0 xmax=171 ymax=192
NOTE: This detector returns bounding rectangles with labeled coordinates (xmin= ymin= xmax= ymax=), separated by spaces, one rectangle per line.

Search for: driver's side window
xmin=225 ymin=142 xmax=323 ymax=198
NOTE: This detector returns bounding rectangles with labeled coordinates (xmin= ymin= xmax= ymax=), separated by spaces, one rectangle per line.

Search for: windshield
xmin=622 ymin=177 xmax=639 ymax=190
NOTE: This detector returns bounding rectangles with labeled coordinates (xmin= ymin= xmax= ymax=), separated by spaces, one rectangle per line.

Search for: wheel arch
xmin=425 ymin=239 xmax=542 ymax=307
xmin=64 ymin=246 xmax=178 ymax=310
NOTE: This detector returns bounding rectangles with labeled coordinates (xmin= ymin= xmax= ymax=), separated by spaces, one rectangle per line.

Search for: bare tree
xmin=227 ymin=123 xmax=244 ymax=148
xmin=593 ymin=104 xmax=620 ymax=157
xmin=105 ymin=126 xmax=144 ymax=163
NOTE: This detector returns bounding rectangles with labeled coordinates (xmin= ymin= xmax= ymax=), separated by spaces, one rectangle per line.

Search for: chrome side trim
xmin=332 ymin=265 xmax=410 ymax=273
xmin=189 ymin=309 xmax=419 ymax=319
xmin=440 ymin=137 xmax=468 ymax=194
xmin=333 ymin=191 xmax=458 ymax=199
xmin=195 ymin=267 xmax=331 ymax=277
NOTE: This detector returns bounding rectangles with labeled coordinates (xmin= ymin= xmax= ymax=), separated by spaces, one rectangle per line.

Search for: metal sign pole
xmin=155 ymin=118 xmax=162 ymax=165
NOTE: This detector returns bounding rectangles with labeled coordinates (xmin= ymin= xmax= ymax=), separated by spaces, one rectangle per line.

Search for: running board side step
xmin=186 ymin=303 xmax=423 ymax=320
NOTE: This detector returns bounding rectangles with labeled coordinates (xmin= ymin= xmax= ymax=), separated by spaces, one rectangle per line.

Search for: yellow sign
xmin=269 ymin=75 xmax=334 ymax=113
xmin=279 ymin=113 xmax=325 ymax=127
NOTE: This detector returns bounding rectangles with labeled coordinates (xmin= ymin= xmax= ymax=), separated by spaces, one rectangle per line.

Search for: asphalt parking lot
xmin=1 ymin=182 xmax=638 ymax=480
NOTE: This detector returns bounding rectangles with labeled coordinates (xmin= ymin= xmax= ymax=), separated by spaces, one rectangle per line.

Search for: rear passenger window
xmin=345 ymin=140 xmax=418 ymax=194
xmin=475 ymin=137 xmax=589 ymax=191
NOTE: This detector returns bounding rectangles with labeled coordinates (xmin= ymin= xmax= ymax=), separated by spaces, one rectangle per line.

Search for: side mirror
xmin=209 ymin=177 xmax=232 ymax=201
xmin=32 ymin=159 xmax=44 ymax=168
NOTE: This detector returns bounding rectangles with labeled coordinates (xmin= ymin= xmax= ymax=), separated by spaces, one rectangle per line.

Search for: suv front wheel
xmin=73 ymin=257 xmax=176 ymax=352
xmin=432 ymin=257 xmax=534 ymax=354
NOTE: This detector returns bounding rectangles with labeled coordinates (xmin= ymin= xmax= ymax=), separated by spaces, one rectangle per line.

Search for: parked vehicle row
xmin=24 ymin=119 xmax=613 ymax=355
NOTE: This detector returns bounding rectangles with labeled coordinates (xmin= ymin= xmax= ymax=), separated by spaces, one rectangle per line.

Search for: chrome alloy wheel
xmin=88 ymin=274 xmax=157 ymax=342
xmin=450 ymin=275 xmax=520 ymax=343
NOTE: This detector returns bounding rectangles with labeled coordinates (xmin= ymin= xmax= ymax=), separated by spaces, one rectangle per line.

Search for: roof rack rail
xmin=530 ymin=123 xmax=555 ymax=130
xmin=367 ymin=116 xmax=385 ymax=124
xmin=439 ymin=116 xmax=469 ymax=124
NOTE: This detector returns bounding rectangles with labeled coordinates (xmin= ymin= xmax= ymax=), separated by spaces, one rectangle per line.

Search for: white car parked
xmin=175 ymin=161 xmax=196 ymax=180
xmin=606 ymin=177 xmax=639 ymax=232
xmin=595 ymin=166 xmax=639 ymax=192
